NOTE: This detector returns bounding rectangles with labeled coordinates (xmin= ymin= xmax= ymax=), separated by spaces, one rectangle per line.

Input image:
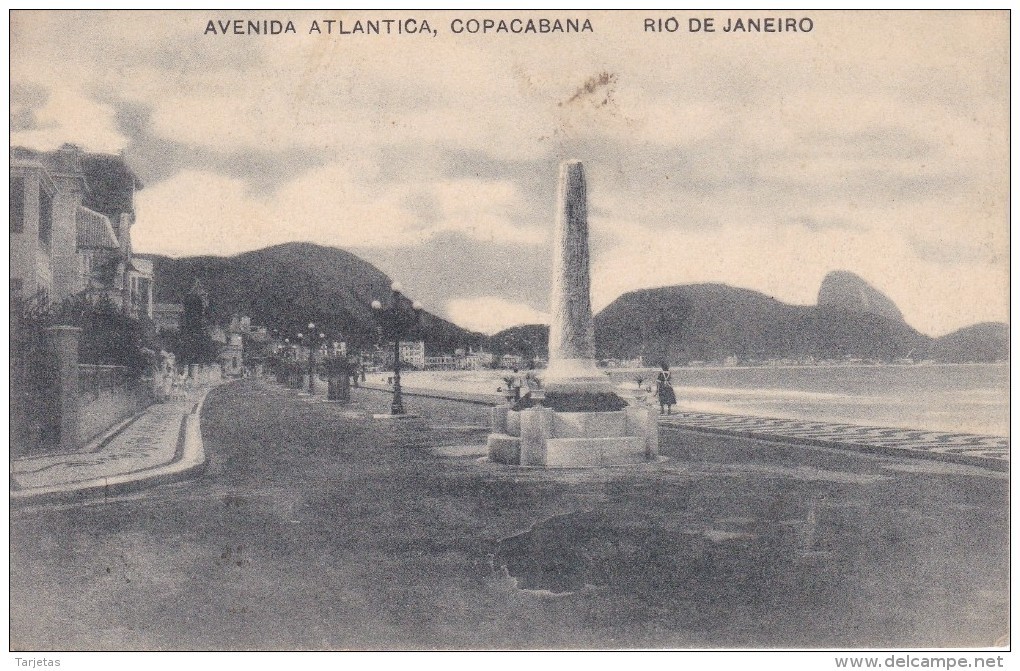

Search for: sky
xmin=10 ymin=10 xmax=1009 ymax=336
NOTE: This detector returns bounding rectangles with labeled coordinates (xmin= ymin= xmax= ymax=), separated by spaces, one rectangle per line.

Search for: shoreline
xmin=379 ymin=364 xmax=1008 ymax=438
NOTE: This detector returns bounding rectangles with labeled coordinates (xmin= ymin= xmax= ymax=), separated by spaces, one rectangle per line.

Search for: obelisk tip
xmin=560 ymin=160 xmax=585 ymax=185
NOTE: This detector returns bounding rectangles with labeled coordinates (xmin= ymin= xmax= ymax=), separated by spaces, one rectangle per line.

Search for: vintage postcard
xmin=8 ymin=9 xmax=1010 ymax=664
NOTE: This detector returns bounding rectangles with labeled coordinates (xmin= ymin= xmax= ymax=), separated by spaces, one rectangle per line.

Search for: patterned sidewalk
xmin=11 ymin=385 xmax=214 ymax=501
xmin=661 ymin=411 xmax=1009 ymax=470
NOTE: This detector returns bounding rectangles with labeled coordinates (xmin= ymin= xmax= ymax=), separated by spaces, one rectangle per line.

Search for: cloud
xmin=445 ymin=297 xmax=550 ymax=335
xmin=11 ymin=10 xmax=1009 ymax=337
xmin=10 ymin=87 xmax=126 ymax=153
xmin=355 ymin=231 xmax=552 ymax=325
xmin=10 ymin=82 xmax=49 ymax=131
xmin=133 ymin=164 xmax=547 ymax=257
xmin=588 ymin=208 xmax=1008 ymax=337
xmin=109 ymin=99 xmax=332 ymax=192
xmin=428 ymin=179 xmax=545 ymax=245
xmin=132 ymin=171 xmax=275 ymax=257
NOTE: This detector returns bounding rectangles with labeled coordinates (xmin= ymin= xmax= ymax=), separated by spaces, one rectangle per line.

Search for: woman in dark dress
xmin=656 ymin=363 xmax=677 ymax=415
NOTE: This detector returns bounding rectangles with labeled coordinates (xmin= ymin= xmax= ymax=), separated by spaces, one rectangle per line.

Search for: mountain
xmin=489 ymin=324 xmax=550 ymax=357
xmin=817 ymin=270 xmax=904 ymax=323
xmin=593 ymin=283 xmax=929 ymax=364
xmin=498 ymin=272 xmax=983 ymax=364
xmin=928 ymin=322 xmax=1009 ymax=363
xmin=142 ymin=242 xmax=485 ymax=354
xmin=147 ymin=245 xmax=1005 ymax=365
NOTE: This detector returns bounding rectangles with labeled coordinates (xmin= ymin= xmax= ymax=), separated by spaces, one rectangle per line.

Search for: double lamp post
xmin=372 ymin=282 xmax=422 ymax=416
xmin=295 ymin=324 xmax=326 ymax=394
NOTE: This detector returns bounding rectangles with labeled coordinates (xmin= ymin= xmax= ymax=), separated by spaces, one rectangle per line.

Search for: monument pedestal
xmin=541 ymin=358 xmax=614 ymax=394
xmin=487 ymin=403 xmax=658 ymax=469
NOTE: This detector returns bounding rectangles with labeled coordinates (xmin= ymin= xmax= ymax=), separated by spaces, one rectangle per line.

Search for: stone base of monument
xmin=487 ymin=402 xmax=659 ymax=469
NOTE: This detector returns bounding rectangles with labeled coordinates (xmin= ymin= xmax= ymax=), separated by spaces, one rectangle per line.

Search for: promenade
xmin=661 ymin=411 xmax=1009 ymax=471
xmin=9 ymin=374 xmax=1007 ymax=505
xmin=10 ymin=383 xmax=216 ymax=503
xmin=361 ymin=379 xmax=1010 ymax=471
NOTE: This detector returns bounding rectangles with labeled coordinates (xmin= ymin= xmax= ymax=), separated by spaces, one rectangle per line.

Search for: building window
xmin=38 ymin=186 xmax=53 ymax=249
xmin=10 ymin=176 xmax=24 ymax=233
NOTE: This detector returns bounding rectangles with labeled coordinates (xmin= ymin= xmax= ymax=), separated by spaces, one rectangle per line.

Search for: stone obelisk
xmin=544 ymin=160 xmax=612 ymax=393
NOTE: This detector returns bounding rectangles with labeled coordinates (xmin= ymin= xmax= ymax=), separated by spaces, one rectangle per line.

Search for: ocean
xmin=616 ymin=363 xmax=1009 ymax=437
xmin=398 ymin=363 xmax=1009 ymax=437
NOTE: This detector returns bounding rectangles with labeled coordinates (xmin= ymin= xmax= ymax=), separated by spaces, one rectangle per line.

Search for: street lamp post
xmin=297 ymin=332 xmax=308 ymax=390
xmin=325 ymin=336 xmax=353 ymax=402
xmin=306 ymin=322 xmax=317 ymax=393
xmin=372 ymin=282 xmax=422 ymax=415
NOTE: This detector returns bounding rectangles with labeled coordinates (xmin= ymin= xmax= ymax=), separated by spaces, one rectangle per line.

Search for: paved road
xmin=10 ymin=380 xmax=1009 ymax=650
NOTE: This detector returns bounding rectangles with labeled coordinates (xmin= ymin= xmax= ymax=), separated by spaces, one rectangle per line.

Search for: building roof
xmin=81 ymin=153 xmax=142 ymax=221
xmin=12 ymin=145 xmax=90 ymax=193
xmin=132 ymin=257 xmax=153 ymax=276
xmin=75 ymin=206 xmax=120 ymax=250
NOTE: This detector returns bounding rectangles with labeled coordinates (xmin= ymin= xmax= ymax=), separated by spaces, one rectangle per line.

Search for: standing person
xmin=509 ymin=368 xmax=523 ymax=404
xmin=517 ymin=368 xmax=534 ymax=407
xmin=656 ymin=362 xmax=677 ymax=415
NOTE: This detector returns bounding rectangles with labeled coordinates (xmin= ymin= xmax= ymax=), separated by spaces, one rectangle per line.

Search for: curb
xmin=10 ymin=386 xmax=216 ymax=505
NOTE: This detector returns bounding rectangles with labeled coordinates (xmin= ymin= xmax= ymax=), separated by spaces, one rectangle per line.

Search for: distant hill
xmin=593 ymin=283 xmax=929 ymax=364
xmin=142 ymin=242 xmax=485 ymax=354
xmin=928 ymin=322 xmax=1009 ymax=363
xmin=817 ymin=270 xmax=905 ymax=323
xmin=145 ymin=245 xmax=1006 ymax=365
xmin=497 ymin=273 xmax=1005 ymax=365
xmin=489 ymin=324 xmax=550 ymax=357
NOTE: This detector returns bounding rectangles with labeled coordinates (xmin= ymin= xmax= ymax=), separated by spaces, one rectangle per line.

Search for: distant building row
xmin=389 ymin=342 xmax=544 ymax=371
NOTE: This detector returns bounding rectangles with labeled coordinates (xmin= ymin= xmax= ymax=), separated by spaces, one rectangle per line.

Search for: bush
xmin=321 ymin=356 xmax=353 ymax=377
xmin=55 ymin=295 xmax=159 ymax=376
xmin=541 ymin=392 xmax=630 ymax=412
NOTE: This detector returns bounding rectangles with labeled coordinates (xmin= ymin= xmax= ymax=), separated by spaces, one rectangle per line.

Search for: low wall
xmin=77 ymin=365 xmax=152 ymax=445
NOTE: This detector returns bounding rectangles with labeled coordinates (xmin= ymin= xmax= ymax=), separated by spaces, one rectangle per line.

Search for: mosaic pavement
xmin=12 ymin=392 xmax=200 ymax=490
xmin=660 ymin=411 xmax=1009 ymax=469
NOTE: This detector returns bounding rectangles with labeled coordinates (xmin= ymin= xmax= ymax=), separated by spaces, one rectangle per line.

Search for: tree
xmin=55 ymin=294 xmax=160 ymax=376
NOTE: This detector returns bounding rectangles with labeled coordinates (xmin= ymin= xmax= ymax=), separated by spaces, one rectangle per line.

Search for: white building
xmin=399 ymin=340 xmax=426 ymax=369
xmin=219 ymin=333 xmax=244 ymax=377
xmin=425 ymin=355 xmax=457 ymax=370
xmin=500 ymin=354 xmax=525 ymax=370
xmin=462 ymin=349 xmax=494 ymax=370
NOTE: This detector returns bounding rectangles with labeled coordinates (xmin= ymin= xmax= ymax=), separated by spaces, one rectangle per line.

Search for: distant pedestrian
xmin=656 ymin=363 xmax=677 ymax=415
xmin=516 ymin=368 xmax=534 ymax=406
xmin=509 ymin=368 xmax=523 ymax=404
